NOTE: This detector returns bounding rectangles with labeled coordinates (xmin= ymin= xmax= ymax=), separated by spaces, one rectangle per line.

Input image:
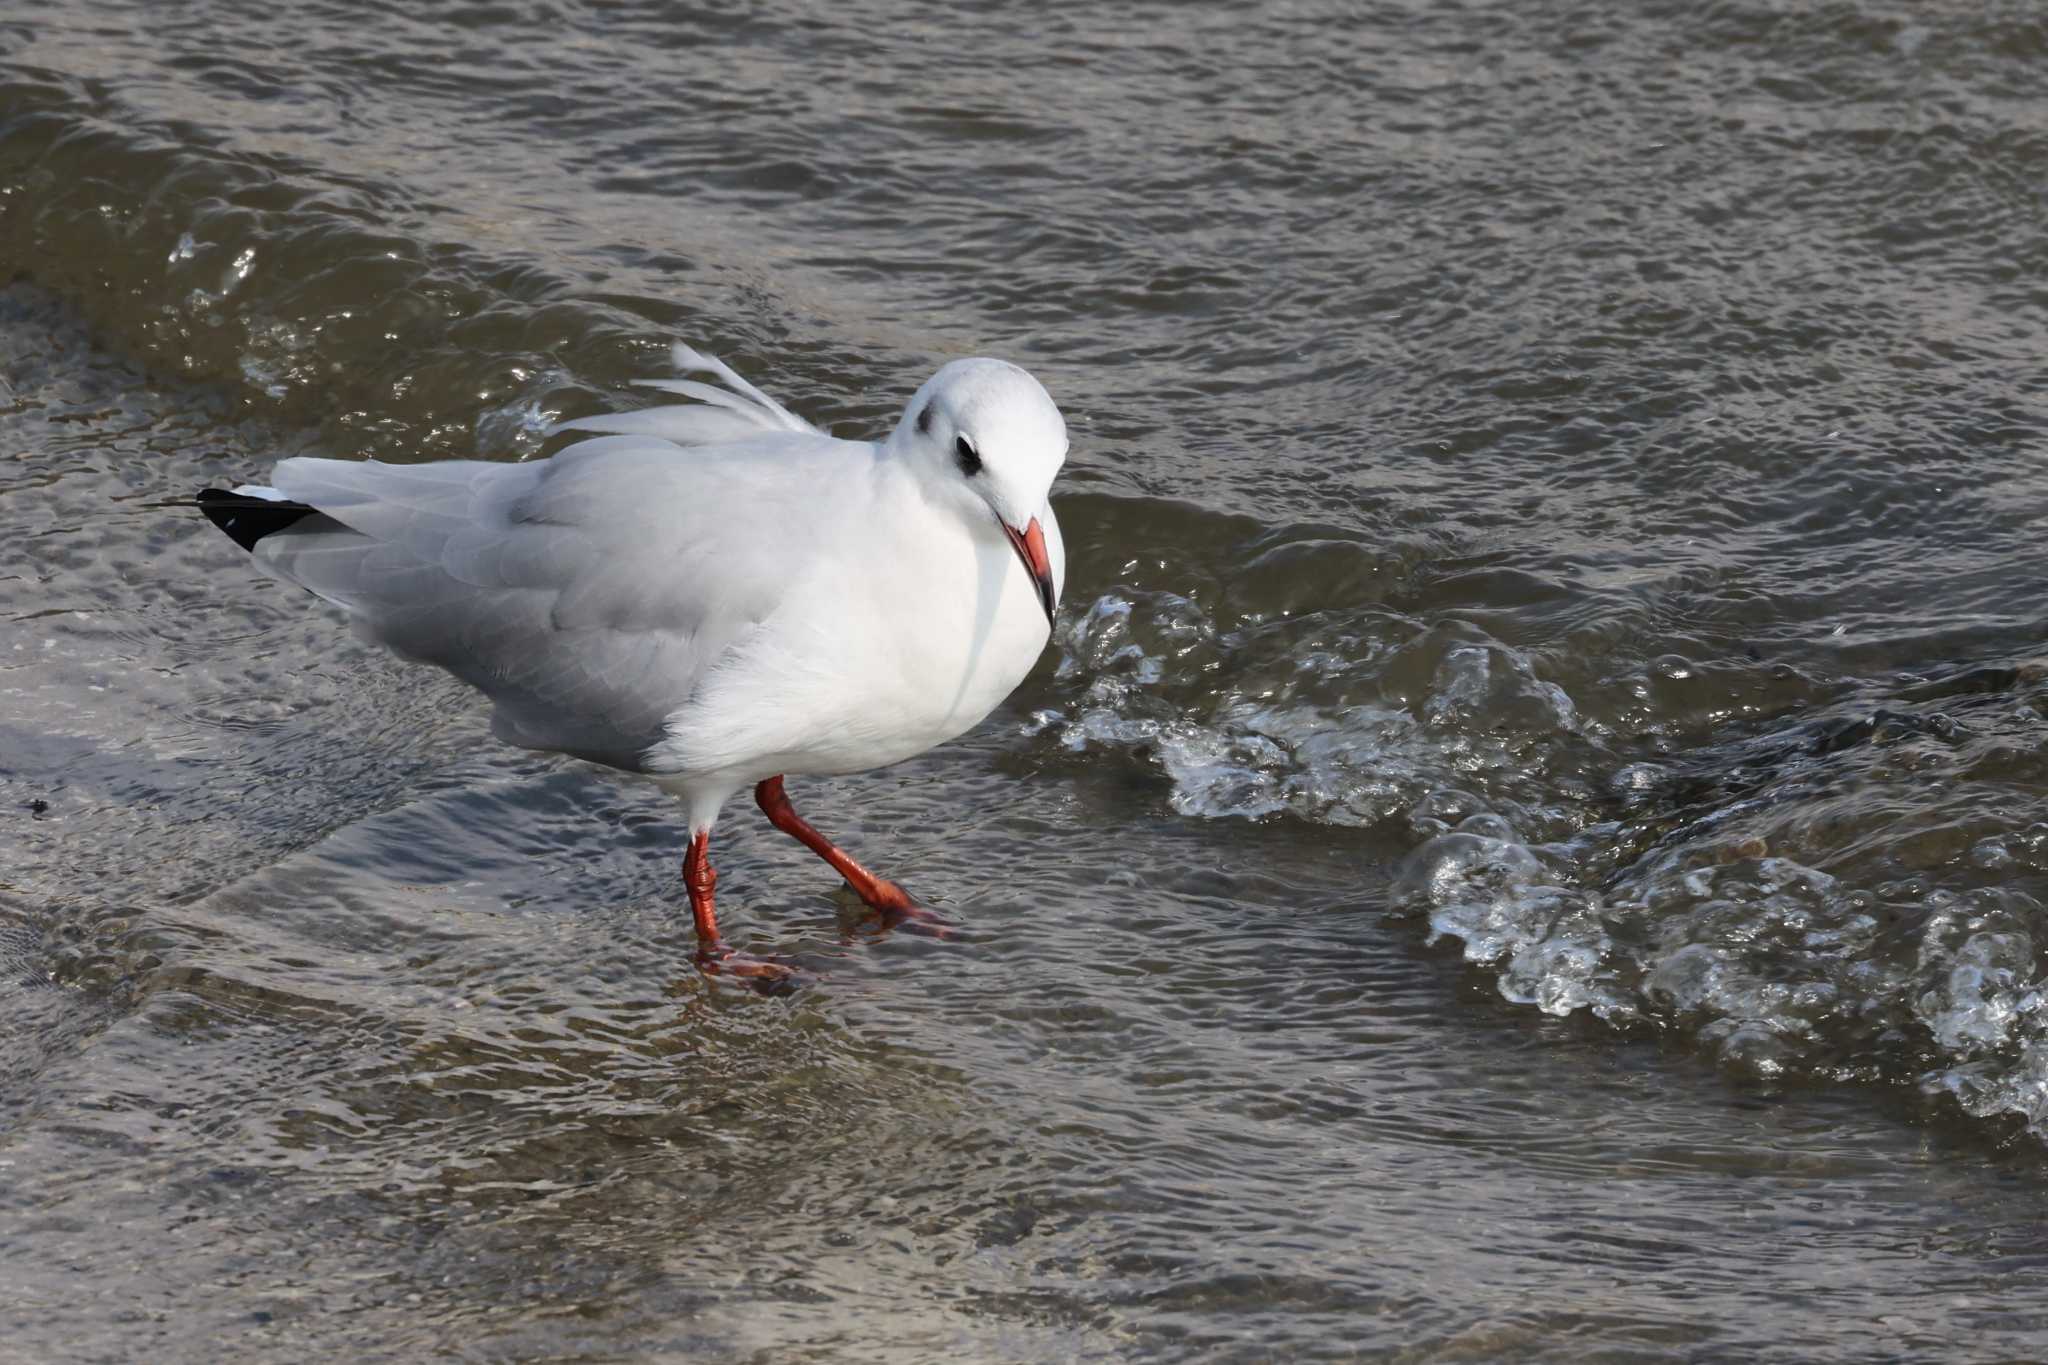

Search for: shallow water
xmin=6 ymin=1 xmax=2048 ymax=1359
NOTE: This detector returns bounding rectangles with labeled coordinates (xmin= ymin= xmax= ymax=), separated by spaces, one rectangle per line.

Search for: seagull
xmin=196 ymin=343 xmax=1067 ymax=984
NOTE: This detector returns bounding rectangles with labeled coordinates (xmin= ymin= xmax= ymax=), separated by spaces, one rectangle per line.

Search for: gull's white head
xmin=890 ymin=358 xmax=1067 ymax=624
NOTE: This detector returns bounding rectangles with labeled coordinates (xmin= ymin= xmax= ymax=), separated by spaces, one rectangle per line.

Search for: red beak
xmin=1001 ymin=516 xmax=1057 ymax=627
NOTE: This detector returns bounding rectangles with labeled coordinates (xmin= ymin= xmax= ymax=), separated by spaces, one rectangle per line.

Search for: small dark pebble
xmin=249 ymin=1311 xmax=273 ymax=1326
xmin=27 ymin=799 xmax=48 ymax=815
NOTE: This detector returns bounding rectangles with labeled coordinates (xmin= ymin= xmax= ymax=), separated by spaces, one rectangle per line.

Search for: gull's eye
xmin=955 ymin=435 xmax=982 ymax=477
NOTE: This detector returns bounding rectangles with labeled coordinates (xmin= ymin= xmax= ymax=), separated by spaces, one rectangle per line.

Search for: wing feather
xmin=247 ymin=429 xmax=876 ymax=771
xmin=548 ymin=405 xmax=769 ymax=446
xmin=545 ymin=342 xmax=824 ymax=447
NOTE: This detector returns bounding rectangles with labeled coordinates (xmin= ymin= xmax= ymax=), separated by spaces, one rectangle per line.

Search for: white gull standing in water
xmin=197 ymin=343 xmax=1067 ymax=985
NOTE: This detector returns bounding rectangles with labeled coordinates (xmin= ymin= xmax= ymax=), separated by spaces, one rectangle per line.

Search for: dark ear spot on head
xmin=915 ymin=403 xmax=932 ymax=435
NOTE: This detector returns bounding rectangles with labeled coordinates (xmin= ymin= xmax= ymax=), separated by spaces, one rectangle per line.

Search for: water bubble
xmin=1424 ymin=643 xmax=1576 ymax=733
xmin=1612 ymin=762 xmax=1661 ymax=792
xmin=224 ymin=245 xmax=257 ymax=292
xmin=1456 ymin=812 xmax=1519 ymax=843
xmin=1917 ymin=930 xmax=2039 ymax=1052
xmin=1970 ymin=837 xmax=2017 ymax=872
xmin=474 ymin=370 xmax=573 ymax=458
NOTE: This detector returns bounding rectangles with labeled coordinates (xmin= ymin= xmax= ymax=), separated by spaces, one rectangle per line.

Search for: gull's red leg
xmin=754 ymin=776 xmax=952 ymax=935
xmin=683 ymin=829 xmax=723 ymax=946
xmin=684 ymin=828 xmax=797 ymax=985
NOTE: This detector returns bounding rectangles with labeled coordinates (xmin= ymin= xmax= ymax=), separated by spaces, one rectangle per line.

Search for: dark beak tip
xmin=1001 ymin=515 xmax=1059 ymax=629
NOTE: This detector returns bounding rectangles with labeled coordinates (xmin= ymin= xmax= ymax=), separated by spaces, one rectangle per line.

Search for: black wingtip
xmin=196 ymin=488 xmax=317 ymax=552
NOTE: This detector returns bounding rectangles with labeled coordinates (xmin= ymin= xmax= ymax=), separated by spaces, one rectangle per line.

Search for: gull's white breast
xmin=644 ymin=462 xmax=1059 ymax=783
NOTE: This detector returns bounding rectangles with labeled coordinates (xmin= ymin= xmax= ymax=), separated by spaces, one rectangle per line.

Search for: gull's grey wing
xmin=250 ymin=434 xmax=854 ymax=771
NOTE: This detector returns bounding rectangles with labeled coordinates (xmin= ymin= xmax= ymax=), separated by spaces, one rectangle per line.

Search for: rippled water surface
xmin=7 ymin=1 xmax=2048 ymax=1359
